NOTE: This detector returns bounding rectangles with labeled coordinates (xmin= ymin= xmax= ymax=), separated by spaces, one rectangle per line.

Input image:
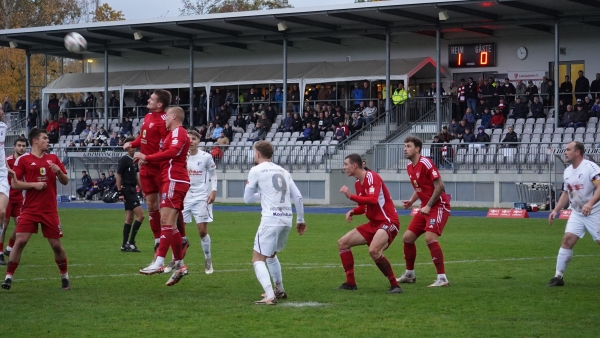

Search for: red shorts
xmin=408 ymin=207 xmax=450 ymax=237
xmin=160 ymin=181 xmax=190 ymax=211
xmin=356 ymin=221 xmax=400 ymax=246
xmin=16 ymin=212 xmax=63 ymax=239
xmin=6 ymin=200 xmax=22 ymax=218
xmin=139 ymin=166 xmax=162 ymax=195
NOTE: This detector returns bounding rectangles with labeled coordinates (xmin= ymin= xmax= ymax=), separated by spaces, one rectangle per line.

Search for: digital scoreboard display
xmin=448 ymin=43 xmax=496 ymax=68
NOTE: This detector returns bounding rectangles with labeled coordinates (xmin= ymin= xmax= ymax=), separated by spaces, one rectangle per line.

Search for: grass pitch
xmin=2 ymin=209 xmax=599 ymax=337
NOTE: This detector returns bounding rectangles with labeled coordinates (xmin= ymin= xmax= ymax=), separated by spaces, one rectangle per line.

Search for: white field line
xmin=12 ymin=254 xmax=600 ymax=282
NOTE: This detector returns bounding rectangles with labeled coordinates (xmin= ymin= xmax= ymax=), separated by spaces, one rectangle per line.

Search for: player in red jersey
xmin=1 ymin=128 xmax=70 ymax=291
xmin=135 ymin=107 xmax=190 ymax=286
xmin=337 ymin=154 xmax=403 ymax=293
xmin=0 ymin=138 xmax=27 ymax=266
xmin=124 ymin=89 xmax=170 ymax=252
xmin=399 ymin=136 xmax=451 ymax=287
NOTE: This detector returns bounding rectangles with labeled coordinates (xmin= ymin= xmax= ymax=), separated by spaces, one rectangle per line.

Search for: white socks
xmin=61 ymin=272 xmax=69 ymax=279
xmin=253 ymin=261 xmax=274 ymax=299
xmin=154 ymin=238 xmax=160 ymax=245
xmin=555 ymin=247 xmax=573 ymax=277
xmin=405 ymin=269 xmax=415 ymax=276
xmin=438 ymin=273 xmax=447 ymax=280
xmin=266 ymin=256 xmax=284 ymax=292
xmin=201 ymin=235 xmax=211 ymax=259
xmin=154 ymin=256 xmax=165 ymax=266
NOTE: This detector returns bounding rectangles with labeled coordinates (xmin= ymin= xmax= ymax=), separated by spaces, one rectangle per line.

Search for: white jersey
xmin=185 ymin=150 xmax=217 ymax=201
xmin=0 ymin=122 xmax=7 ymax=177
xmin=563 ymin=159 xmax=600 ymax=214
xmin=245 ymin=162 xmax=301 ymax=227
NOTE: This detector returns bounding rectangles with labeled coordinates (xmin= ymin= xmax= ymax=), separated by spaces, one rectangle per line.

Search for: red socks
xmin=149 ymin=210 xmax=161 ymax=239
xmin=6 ymin=261 xmax=18 ymax=276
xmin=339 ymin=249 xmax=356 ymax=286
xmin=403 ymin=242 xmax=417 ymax=270
xmin=375 ymin=255 xmax=400 ymax=287
xmin=171 ymin=229 xmax=183 ymax=261
xmin=8 ymin=237 xmax=15 ymax=248
xmin=427 ymin=241 xmax=445 ymax=274
xmin=176 ymin=211 xmax=186 ymax=237
xmin=156 ymin=226 xmax=173 ymax=258
xmin=55 ymin=258 xmax=68 ymax=274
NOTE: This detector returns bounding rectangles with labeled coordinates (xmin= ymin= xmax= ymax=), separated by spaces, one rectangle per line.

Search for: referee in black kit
xmin=117 ymin=136 xmax=145 ymax=253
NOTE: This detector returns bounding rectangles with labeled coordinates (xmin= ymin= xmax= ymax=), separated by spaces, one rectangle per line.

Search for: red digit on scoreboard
xmin=480 ymin=51 xmax=488 ymax=65
xmin=458 ymin=53 xmax=462 ymax=66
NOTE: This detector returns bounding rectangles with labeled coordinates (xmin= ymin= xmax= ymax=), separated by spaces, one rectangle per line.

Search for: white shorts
xmin=565 ymin=211 xmax=600 ymax=241
xmin=0 ymin=178 xmax=9 ymax=198
xmin=182 ymin=200 xmax=213 ymax=224
xmin=253 ymin=225 xmax=291 ymax=256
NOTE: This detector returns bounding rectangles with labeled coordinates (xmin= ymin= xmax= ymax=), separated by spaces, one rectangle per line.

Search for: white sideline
xmin=12 ymin=254 xmax=600 ymax=282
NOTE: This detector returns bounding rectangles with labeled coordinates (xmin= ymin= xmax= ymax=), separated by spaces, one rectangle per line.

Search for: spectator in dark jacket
xmin=573 ymin=104 xmax=589 ymax=128
xmin=297 ymin=123 xmax=312 ymax=141
xmin=223 ymin=123 xmax=234 ymax=141
xmin=76 ymin=171 xmax=92 ymax=198
xmin=277 ymin=111 xmax=294 ymax=133
xmin=334 ymin=121 xmax=347 ymax=142
xmin=15 ymin=95 xmax=26 ymax=112
xmin=109 ymin=132 xmax=120 ymax=147
xmin=509 ymin=97 xmax=529 ymax=119
xmin=233 ymin=114 xmax=247 ymax=134
xmin=309 ymin=121 xmax=321 ymax=141
xmin=72 ymin=117 xmax=86 ymax=136
xmin=437 ymin=126 xmax=453 ymax=142
xmin=501 ymin=126 xmax=519 ymax=148
xmin=27 ymin=109 xmax=37 ymax=132
xmin=462 ymin=109 xmax=476 ymax=130
xmin=48 ymin=94 xmax=59 ymax=118
xmin=462 ymin=127 xmax=476 ymax=143
xmin=351 ymin=112 xmax=363 ymax=134
xmin=291 ymin=113 xmax=303 ymax=132
xmin=559 ymin=105 xmax=576 ymax=128
xmin=105 ymin=171 xmax=117 ymax=192
xmin=475 ymin=126 xmax=490 ymax=143
xmin=481 ymin=107 xmax=492 ymax=129
xmin=120 ymin=117 xmax=132 ymax=136
xmin=475 ymin=98 xmax=489 ymax=119
xmin=530 ymin=96 xmax=545 ymax=119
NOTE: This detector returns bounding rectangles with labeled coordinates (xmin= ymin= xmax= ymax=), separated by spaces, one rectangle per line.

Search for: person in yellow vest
xmin=392 ymin=83 xmax=408 ymax=106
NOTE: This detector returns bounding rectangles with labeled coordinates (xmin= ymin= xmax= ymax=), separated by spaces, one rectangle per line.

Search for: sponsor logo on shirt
xmin=369 ymin=186 xmax=375 ymax=194
xmin=46 ymin=160 xmax=53 ymax=165
xmin=416 ymin=172 xmax=420 ymax=179
xmin=40 ymin=167 xmax=46 ymax=176
xmin=149 ymin=123 xmax=155 ymax=129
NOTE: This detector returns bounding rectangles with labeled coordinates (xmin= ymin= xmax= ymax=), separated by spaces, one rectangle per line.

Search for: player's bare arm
xmin=289 ymin=179 xmax=306 ymax=236
xmin=549 ymin=191 xmax=570 ymax=225
xmin=50 ymin=163 xmax=68 ymax=185
xmin=403 ymin=191 xmax=418 ymax=209
xmin=345 ymin=210 xmax=354 ymax=223
xmin=422 ymin=178 xmax=445 ymax=215
xmin=207 ymin=169 xmax=217 ymax=204
xmin=340 ymin=185 xmax=351 ymax=199
xmin=11 ymin=179 xmax=46 ymax=191
xmin=581 ymin=180 xmax=600 ymax=216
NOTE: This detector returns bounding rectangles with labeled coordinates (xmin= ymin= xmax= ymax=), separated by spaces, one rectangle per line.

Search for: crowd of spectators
xmin=75 ymin=170 xmax=117 ymax=201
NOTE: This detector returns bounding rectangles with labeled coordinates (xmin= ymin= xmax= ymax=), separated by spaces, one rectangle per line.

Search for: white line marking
xmin=279 ymin=302 xmax=328 ymax=307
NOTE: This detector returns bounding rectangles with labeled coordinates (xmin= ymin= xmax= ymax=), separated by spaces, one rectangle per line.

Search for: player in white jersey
xmin=243 ymin=141 xmax=306 ymax=305
xmin=0 ymin=107 xmax=15 ymax=254
xmin=547 ymin=141 xmax=600 ymax=287
xmin=178 ymin=129 xmax=217 ymax=274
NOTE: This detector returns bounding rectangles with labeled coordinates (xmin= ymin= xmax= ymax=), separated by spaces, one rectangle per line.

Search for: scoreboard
xmin=448 ymin=43 xmax=496 ymax=68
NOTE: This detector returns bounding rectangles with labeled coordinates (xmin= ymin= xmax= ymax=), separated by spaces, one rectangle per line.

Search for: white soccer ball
xmin=64 ymin=32 xmax=87 ymax=54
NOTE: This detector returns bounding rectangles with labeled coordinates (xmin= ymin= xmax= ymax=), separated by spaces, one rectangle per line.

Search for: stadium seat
xmin=535 ymin=118 xmax=546 ymax=124
xmin=493 ymin=128 xmax=503 ymax=135
xmin=564 ymin=127 xmax=574 ymax=134
xmin=491 ymin=135 xmax=501 ymax=143
xmin=505 ymin=118 xmax=515 ymax=126
xmin=530 ymin=134 xmax=541 ymax=143
xmin=533 ymin=124 xmax=544 ymax=134
xmin=291 ymin=132 xmax=300 ymax=138
xmin=563 ymin=135 xmax=573 ymax=143
xmin=584 ymin=133 xmax=595 ymax=143
xmin=589 ymin=117 xmax=598 ymax=124
xmin=525 ymin=118 xmax=535 ymax=124
xmin=574 ymin=135 xmax=584 ymax=143
xmin=283 ymin=132 xmax=291 ymax=139
xmin=515 ymin=118 xmax=526 ymax=125
xmin=554 ymin=127 xmax=564 ymax=135
xmin=575 ymin=127 xmax=586 ymax=134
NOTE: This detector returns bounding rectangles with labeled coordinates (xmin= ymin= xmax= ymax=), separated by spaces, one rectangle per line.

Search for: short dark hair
xmin=404 ymin=136 xmax=423 ymax=153
xmin=573 ymin=141 xmax=585 ymax=156
xmin=254 ymin=140 xmax=274 ymax=159
xmin=153 ymin=89 xmax=172 ymax=109
xmin=82 ymin=171 xmax=87 ymax=174
xmin=125 ymin=136 xmax=135 ymax=143
xmin=344 ymin=154 xmax=363 ymax=168
xmin=14 ymin=137 xmax=27 ymax=146
xmin=28 ymin=128 xmax=46 ymax=145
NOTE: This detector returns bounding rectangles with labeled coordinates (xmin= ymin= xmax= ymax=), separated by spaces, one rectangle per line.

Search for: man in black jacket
xmin=120 ymin=116 xmax=133 ymax=136
xmin=86 ymin=173 xmax=107 ymax=202
xmin=77 ymin=171 xmax=92 ymax=199
xmin=105 ymin=170 xmax=117 ymax=192
xmin=309 ymin=121 xmax=321 ymax=141
xmin=501 ymin=126 xmax=519 ymax=148
xmin=574 ymin=70 xmax=590 ymax=101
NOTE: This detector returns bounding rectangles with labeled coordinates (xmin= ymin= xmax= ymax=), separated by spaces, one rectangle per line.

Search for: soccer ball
xmin=64 ymin=32 xmax=87 ymax=54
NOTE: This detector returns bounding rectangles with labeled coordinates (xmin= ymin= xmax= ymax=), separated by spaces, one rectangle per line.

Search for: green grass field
xmin=2 ymin=209 xmax=599 ymax=337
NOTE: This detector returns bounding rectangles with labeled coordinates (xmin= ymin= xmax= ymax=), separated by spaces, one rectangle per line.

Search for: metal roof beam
xmin=310 ymin=37 xmax=343 ymax=45
xmin=215 ymin=42 xmax=248 ymax=50
xmin=46 ymin=32 xmax=108 ymax=45
xmin=327 ymin=12 xmax=389 ymax=27
xmin=6 ymin=35 xmax=64 ymax=48
xmin=439 ymin=5 xmax=499 ymax=21
xmin=274 ymin=15 xmax=337 ymax=30
xmin=224 ymin=19 xmax=280 ymax=33
xmin=85 ymin=49 xmax=122 ymax=57
xmin=499 ymin=1 xmax=563 ymax=17
xmin=462 ymin=27 xmax=494 ymax=36
xmin=360 ymin=34 xmax=387 ymax=41
xmin=520 ymin=24 xmax=554 ymax=33
xmin=87 ymin=29 xmax=150 ymax=42
xmin=171 ymin=44 xmax=205 ymax=53
xmin=133 ymin=26 xmax=195 ymax=39
xmin=127 ymin=47 xmax=163 ymax=55
xmin=378 ymin=9 xmax=439 ymax=24
xmin=412 ymin=31 xmax=442 ymax=39
xmin=566 ymin=0 xmax=600 ymax=9
xmin=263 ymin=39 xmax=294 ymax=47
xmin=176 ymin=22 xmax=241 ymax=36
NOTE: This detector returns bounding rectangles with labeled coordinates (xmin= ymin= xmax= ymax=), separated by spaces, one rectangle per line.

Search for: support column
xmin=436 ymin=27 xmax=442 ymax=133
xmin=26 ymin=52 xmax=31 ymax=126
xmin=385 ymin=28 xmax=391 ymax=136
xmin=554 ymin=21 xmax=559 ymax=130
xmin=104 ymin=48 xmax=109 ymax=130
xmin=190 ymin=39 xmax=195 ymax=126
xmin=282 ymin=34 xmax=288 ymax=117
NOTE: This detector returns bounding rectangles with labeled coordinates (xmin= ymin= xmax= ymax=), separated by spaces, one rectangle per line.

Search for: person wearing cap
xmin=530 ymin=96 xmax=545 ymax=119
xmin=273 ymin=87 xmax=284 ymax=114
xmin=509 ymin=97 xmax=529 ymax=119
xmin=481 ymin=107 xmax=492 ymax=129
xmin=573 ymin=104 xmax=589 ymax=129
xmin=490 ymin=107 xmax=505 ymax=129
xmin=559 ymin=104 xmax=576 ymax=128
xmin=475 ymin=126 xmax=490 ymax=144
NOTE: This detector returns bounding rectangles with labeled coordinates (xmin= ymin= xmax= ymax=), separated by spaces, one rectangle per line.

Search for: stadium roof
xmin=1 ymin=0 xmax=600 ymax=59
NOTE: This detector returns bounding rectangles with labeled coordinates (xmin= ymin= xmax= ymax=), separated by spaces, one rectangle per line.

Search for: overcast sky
xmin=103 ymin=0 xmax=354 ymax=20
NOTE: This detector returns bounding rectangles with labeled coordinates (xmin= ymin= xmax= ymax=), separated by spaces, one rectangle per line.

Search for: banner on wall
xmin=507 ymin=70 xmax=547 ymax=81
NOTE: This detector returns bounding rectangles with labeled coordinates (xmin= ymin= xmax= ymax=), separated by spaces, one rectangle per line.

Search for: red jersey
xmin=350 ymin=171 xmax=399 ymax=225
xmin=130 ymin=111 xmax=168 ymax=171
xmin=13 ymin=153 xmax=66 ymax=215
xmin=144 ymin=126 xmax=190 ymax=184
xmin=6 ymin=155 xmax=23 ymax=203
xmin=406 ymin=156 xmax=450 ymax=210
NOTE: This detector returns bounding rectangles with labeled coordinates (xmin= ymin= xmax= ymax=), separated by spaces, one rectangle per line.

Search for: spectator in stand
xmin=475 ymin=97 xmax=489 ymax=119
xmin=502 ymin=78 xmax=517 ymax=104
xmin=575 ymin=70 xmax=590 ymax=101
xmin=47 ymin=94 xmax=59 ymax=118
xmin=216 ymin=131 xmax=230 ymax=146
xmin=329 ymin=85 xmax=340 ymax=106
xmin=223 ymin=122 xmax=234 ymax=141
xmin=290 ymin=85 xmax=300 ymax=113
xmin=317 ymin=112 xmax=329 ymax=133
xmin=448 ymin=80 xmax=459 ymax=120
xmin=211 ymin=88 xmax=224 ymax=122
xmin=351 ymin=83 xmax=364 ymax=108
xmin=120 ymin=116 xmax=132 ymax=136
xmin=475 ymin=126 xmax=490 ymax=144
xmin=96 ymin=126 xmax=109 ymax=142
xmin=501 ymin=126 xmax=519 ymax=148
xmin=46 ymin=117 xmax=59 ymax=132
xmin=76 ymin=171 xmax=92 ymax=199
xmin=530 ymin=96 xmax=545 ymax=119
xmin=362 ymin=100 xmax=377 ymax=125
xmin=206 ymin=122 xmax=216 ymax=141
xmin=58 ymin=113 xmax=69 ymax=136
xmin=297 ymin=122 xmax=312 ymax=142
xmin=265 ymin=105 xmax=277 ymax=124
xmin=583 ymin=96 xmax=593 ymax=112
xmin=85 ymin=173 xmax=107 ymax=202
xmin=233 ymin=114 xmax=247 ymax=134
xmin=48 ymin=125 xmax=59 ymax=144
xmin=109 ymin=132 xmax=120 ymax=147
xmin=259 ymin=113 xmax=272 ymax=133
xmin=27 ymin=108 xmax=37 ymax=133
xmin=105 ymin=170 xmax=116 ymax=192
xmin=453 ymin=119 xmax=467 ymax=138
xmin=309 ymin=121 xmax=321 ymax=142
xmin=85 ymin=92 xmax=96 ymax=118
xmin=207 ymin=122 xmax=223 ymax=143
xmin=457 ymin=79 xmax=467 ymax=120
xmin=66 ymin=96 xmax=77 ymax=118
xmin=78 ymin=125 xmax=91 ymax=143
xmin=86 ymin=125 xmax=98 ymax=144
xmin=509 ymin=97 xmax=529 ymax=119
xmin=498 ymin=97 xmax=509 ymax=117
xmin=334 ymin=121 xmax=347 ymax=142
xmin=307 ymin=85 xmax=318 ymax=107
xmin=431 ymin=135 xmax=444 ymax=168
xmin=526 ymin=81 xmax=538 ymax=103
xmin=41 ymin=118 xmax=49 ymax=130
xmin=291 ymin=112 xmax=303 ymax=132
xmin=277 ymin=111 xmax=294 ymax=133
xmin=590 ymin=73 xmax=600 ymax=98
xmin=481 ymin=107 xmax=492 ymax=129
xmin=590 ymin=97 xmax=600 ymax=118
xmin=462 ymin=108 xmax=476 ymax=130
xmin=96 ymin=92 xmax=105 ymax=119
xmin=437 ymin=126 xmax=453 ymax=143
xmin=71 ymin=117 xmax=86 ymax=136
xmin=59 ymin=94 xmax=68 ymax=116
xmin=247 ymin=121 xmax=267 ymax=143
xmin=134 ymin=90 xmax=145 ymax=115
xmin=491 ymin=107 xmax=505 ymax=129
xmin=557 ymin=99 xmax=566 ymax=120
xmin=15 ymin=95 xmax=25 ymax=113
xmin=573 ymin=104 xmax=589 ymax=128
xmin=462 ymin=127 xmax=476 ymax=144
xmin=559 ymin=104 xmax=576 ymax=128
xmin=351 ymin=112 xmax=363 ymax=134
xmin=447 ymin=118 xmax=459 ymax=136
xmin=482 ymin=77 xmax=496 ymax=106
xmin=560 ymin=75 xmax=573 ymax=106
xmin=225 ymin=89 xmax=238 ymax=116
xmin=198 ymin=125 xmax=207 ymax=142
xmin=466 ymin=77 xmax=479 ymax=113
xmin=333 ymin=110 xmax=344 ymax=127
xmin=515 ymin=80 xmax=528 ymax=104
